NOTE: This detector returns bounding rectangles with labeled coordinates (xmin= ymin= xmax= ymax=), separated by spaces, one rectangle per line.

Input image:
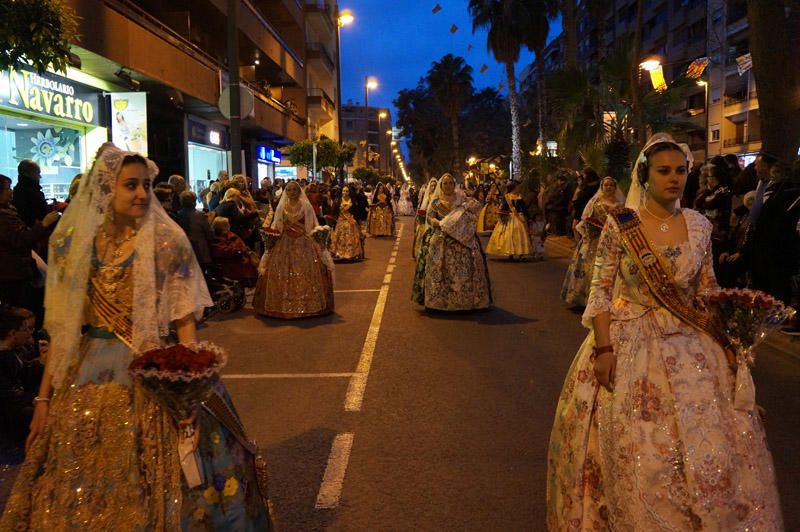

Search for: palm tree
xmin=469 ymin=1 xmax=556 ymax=181
xmin=426 ymin=54 xmax=474 ymax=177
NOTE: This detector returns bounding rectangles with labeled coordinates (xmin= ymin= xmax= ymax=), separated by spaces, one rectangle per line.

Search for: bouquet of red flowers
xmin=129 ymin=343 xmax=228 ymax=487
xmin=129 ymin=342 xmax=228 ymax=421
xmin=707 ymin=288 xmax=795 ymax=410
xmin=260 ymin=227 xmax=281 ymax=251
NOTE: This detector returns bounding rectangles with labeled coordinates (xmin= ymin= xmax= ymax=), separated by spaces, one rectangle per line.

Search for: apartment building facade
xmin=0 ymin=0 xmax=342 ymax=197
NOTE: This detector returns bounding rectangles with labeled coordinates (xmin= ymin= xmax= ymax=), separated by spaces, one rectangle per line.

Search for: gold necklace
xmin=643 ymin=204 xmax=677 ymax=233
xmin=102 ymin=223 xmax=138 ymax=260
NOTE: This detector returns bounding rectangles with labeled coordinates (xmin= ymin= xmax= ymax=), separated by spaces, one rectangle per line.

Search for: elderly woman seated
xmin=210 ymin=216 xmax=259 ymax=286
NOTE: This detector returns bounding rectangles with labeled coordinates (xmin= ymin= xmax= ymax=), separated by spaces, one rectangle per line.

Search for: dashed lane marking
xmin=334 ymin=289 xmax=381 ymax=293
xmin=315 ymin=433 xmax=355 ymax=509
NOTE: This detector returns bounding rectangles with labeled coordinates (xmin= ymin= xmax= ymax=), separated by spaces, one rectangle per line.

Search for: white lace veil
xmin=581 ymin=177 xmax=626 ymax=219
xmin=46 ymin=143 xmax=212 ymax=389
xmin=427 ymin=173 xmax=465 ymax=210
xmin=626 ymin=133 xmax=694 ymax=209
xmin=419 ymin=178 xmax=441 ymax=212
xmin=271 ymin=181 xmax=317 ymax=235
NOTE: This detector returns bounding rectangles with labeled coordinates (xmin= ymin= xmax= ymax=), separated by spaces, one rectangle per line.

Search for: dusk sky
xmin=339 ymin=1 xmax=561 ymax=126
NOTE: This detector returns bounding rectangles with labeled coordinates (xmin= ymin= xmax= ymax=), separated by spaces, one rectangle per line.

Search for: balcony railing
xmin=724 ymin=90 xmax=758 ymax=107
xmin=306 ymin=43 xmax=335 ymax=72
xmin=723 ymin=134 xmax=761 ymax=148
xmin=308 ymin=87 xmax=335 ymax=113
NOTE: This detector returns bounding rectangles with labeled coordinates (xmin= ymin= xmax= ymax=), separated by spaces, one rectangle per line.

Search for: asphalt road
xmin=1 ymin=217 xmax=797 ymax=530
xmin=203 ymin=217 xmax=800 ymax=531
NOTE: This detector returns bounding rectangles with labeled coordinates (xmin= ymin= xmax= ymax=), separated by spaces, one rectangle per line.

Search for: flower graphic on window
xmin=30 ymin=129 xmax=64 ymax=167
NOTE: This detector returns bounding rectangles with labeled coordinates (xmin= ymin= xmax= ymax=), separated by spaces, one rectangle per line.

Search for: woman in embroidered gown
xmin=486 ymin=182 xmax=531 ymax=259
xmin=330 ymin=184 xmax=364 ymax=261
xmin=412 ymin=174 xmax=491 ymax=310
xmin=1 ymin=144 xmax=271 ymax=531
xmin=397 ymin=183 xmax=415 ymax=216
xmin=413 ymin=178 xmax=439 ymax=259
xmin=547 ymin=134 xmax=783 ymax=531
xmin=367 ymin=182 xmax=395 ymax=237
xmin=476 ymin=182 xmax=501 ymax=234
xmin=253 ymin=181 xmax=334 ymax=318
xmin=560 ymin=176 xmax=625 ymax=307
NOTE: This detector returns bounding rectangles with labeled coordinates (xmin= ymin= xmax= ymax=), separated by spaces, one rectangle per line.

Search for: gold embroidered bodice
xmin=87 ymin=253 xmax=135 ymax=331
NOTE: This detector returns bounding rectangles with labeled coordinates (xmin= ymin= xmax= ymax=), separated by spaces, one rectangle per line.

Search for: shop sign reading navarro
xmin=0 ymin=64 xmax=100 ymax=126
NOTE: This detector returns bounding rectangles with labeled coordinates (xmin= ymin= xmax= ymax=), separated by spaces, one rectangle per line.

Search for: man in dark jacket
xmin=176 ymin=191 xmax=214 ymax=269
xmin=12 ymin=160 xmax=48 ymax=228
xmin=570 ymin=167 xmax=600 ymax=231
xmin=0 ymin=175 xmax=60 ymax=313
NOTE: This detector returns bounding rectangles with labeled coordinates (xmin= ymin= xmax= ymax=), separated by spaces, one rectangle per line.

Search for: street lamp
xmin=335 ymin=7 xmax=354 ymax=183
xmin=338 ymin=9 xmax=354 ymax=26
xmin=363 ymin=76 xmax=378 ymax=168
xmin=639 ymin=56 xmax=662 ymax=72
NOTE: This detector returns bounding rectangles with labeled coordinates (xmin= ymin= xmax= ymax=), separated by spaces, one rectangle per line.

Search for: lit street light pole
xmin=335 ymin=9 xmax=353 ymax=183
xmin=364 ymin=76 xmax=377 ymax=168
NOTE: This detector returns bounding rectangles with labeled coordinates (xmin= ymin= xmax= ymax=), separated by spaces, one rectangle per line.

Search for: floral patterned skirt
xmin=0 ymin=336 xmax=270 ymax=531
xmin=422 ymin=231 xmax=491 ymax=311
xmin=411 ymin=227 xmax=433 ymax=305
xmin=486 ymin=213 xmax=531 ymax=256
xmin=253 ymin=232 xmax=334 ymax=319
xmin=330 ymin=214 xmax=364 ymax=261
xmin=560 ymin=236 xmax=600 ymax=307
xmin=367 ymin=205 xmax=394 ymax=236
xmin=547 ymin=312 xmax=783 ymax=531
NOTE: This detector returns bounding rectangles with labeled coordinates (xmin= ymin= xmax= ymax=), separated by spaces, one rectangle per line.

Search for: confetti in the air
xmin=480 ymin=64 xmax=488 ymax=73
xmin=450 ymin=24 xmax=458 ymax=34
xmin=432 ymin=4 xmax=442 ymax=14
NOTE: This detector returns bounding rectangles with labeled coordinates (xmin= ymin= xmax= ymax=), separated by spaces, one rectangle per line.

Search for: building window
xmin=710 ymin=124 xmax=720 ymax=143
xmin=345 ymin=120 xmax=354 ymax=130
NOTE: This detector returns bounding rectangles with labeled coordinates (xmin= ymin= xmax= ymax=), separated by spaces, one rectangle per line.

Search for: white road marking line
xmin=345 ymin=282 xmax=390 ymax=411
xmin=386 ymin=264 xmax=396 ymax=273
xmin=390 ymin=251 xmax=398 ymax=258
xmin=315 ymin=433 xmax=355 ymax=509
xmin=388 ymin=257 xmax=396 ymax=265
xmin=334 ymin=289 xmax=381 ymax=293
xmin=225 ymin=373 xmax=355 ymax=379
xmin=382 ymin=274 xmax=392 ymax=285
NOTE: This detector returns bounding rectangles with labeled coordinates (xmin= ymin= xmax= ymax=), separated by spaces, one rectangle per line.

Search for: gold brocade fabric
xmin=0 ymin=381 xmax=181 ymax=531
xmin=367 ymin=202 xmax=394 ymax=236
xmin=330 ymin=207 xmax=363 ymax=260
xmin=87 ymin=254 xmax=134 ymax=333
xmin=1 ymin=262 xmax=183 ymax=531
xmin=253 ymin=226 xmax=334 ymax=319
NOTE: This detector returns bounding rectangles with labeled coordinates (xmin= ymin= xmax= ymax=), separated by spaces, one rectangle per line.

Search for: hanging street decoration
xmin=686 ymin=57 xmax=710 ymax=79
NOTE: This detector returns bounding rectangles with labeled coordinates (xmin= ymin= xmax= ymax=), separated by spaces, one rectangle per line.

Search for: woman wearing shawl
xmin=560 ymin=176 xmax=625 ymax=307
xmin=547 ymin=134 xmax=782 ymax=530
xmin=1 ymin=144 xmax=271 ymax=530
xmin=397 ymin=182 xmax=415 ymax=216
xmin=253 ymin=181 xmax=334 ymax=318
xmin=476 ymin=182 xmax=501 ymax=234
xmin=412 ymin=173 xmax=491 ymax=311
xmin=412 ymin=178 xmax=438 ymax=260
xmin=486 ymin=182 xmax=532 ymax=259
xmin=366 ymin=182 xmax=395 ymax=237
xmin=330 ymin=184 xmax=364 ymax=261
